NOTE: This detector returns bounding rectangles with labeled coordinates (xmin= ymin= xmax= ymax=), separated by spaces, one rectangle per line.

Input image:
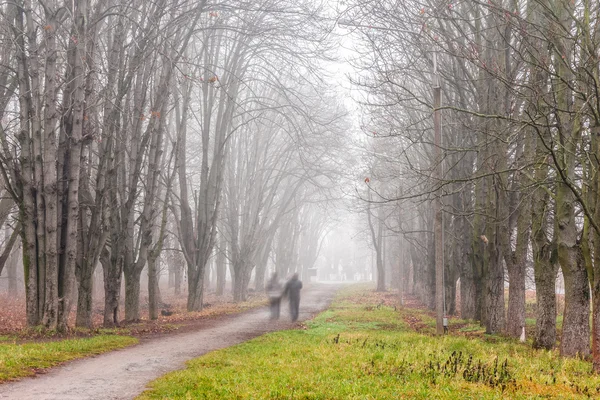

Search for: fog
xmin=2 ymin=1 xmax=600 ymax=364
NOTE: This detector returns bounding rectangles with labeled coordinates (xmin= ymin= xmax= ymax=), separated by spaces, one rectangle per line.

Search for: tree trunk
xmin=485 ymin=237 xmax=505 ymax=334
xmin=444 ymin=269 xmax=457 ymax=316
xmin=559 ymin=249 xmax=590 ymax=357
xmin=56 ymin=0 xmax=86 ymax=333
xmin=506 ymin=260 xmax=526 ymax=338
xmin=124 ymin=267 xmax=142 ymax=322
xmin=593 ymin=287 xmax=600 ymax=371
xmin=101 ymin=250 xmax=122 ymax=327
xmin=215 ymin=241 xmax=226 ymax=296
xmin=187 ymin=266 xmax=204 ymax=311
xmin=254 ymin=243 xmax=270 ymax=293
xmin=532 ymin=248 xmax=558 ymax=350
xmin=232 ymin=260 xmax=253 ymax=302
xmin=367 ymin=196 xmax=385 ymax=292
xmin=506 ymin=117 xmax=533 ymax=338
xmin=471 ymin=179 xmax=486 ymax=323
xmin=75 ymin=267 xmax=94 ymax=328
xmin=148 ymin=256 xmax=159 ymax=320
xmin=7 ymin=249 xmax=18 ymax=295
xmin=174 ymin=263 xmax=182 ymax=295
xmin=557 ymin=180 xmax=590 ymax=357
xmin=530 ymin=123 xmax=556 ymax=350
xmin=459 ymin=193 xmax=476 ymax=319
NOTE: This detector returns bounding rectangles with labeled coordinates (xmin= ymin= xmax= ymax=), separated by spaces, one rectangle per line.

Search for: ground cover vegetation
xmin=0 ymin=335 xmax=137 ymax=382
xmin=343 ymin=0 xmax=600 ymax=374
xmin=137 ymin=285 xmax=600 ymax=400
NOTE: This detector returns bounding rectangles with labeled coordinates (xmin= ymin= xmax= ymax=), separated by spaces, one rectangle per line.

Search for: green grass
xmin=0 ymin=335 xmax=16 ymax=343
xmin=0 ymin=334 xmax=138 ymax=382
xmin=137 ymin=284 xmax=600 ymax=399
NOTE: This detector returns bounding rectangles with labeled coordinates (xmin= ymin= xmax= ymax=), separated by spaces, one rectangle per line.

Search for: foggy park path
xmin=0 ymin=283 xmax=344 ymax=400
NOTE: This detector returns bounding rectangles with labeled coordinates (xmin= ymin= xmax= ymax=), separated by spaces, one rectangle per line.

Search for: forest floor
xmin=0 ymin=282 xmax=345 ymax=400
xmin=0 ymin=289 xmax=269 ymax=341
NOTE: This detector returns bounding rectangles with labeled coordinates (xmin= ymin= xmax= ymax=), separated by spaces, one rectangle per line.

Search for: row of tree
xmin=345 ymin=0 xmax=600 ymax=371
xmin=0 ymin=0 xmax=344 ymax=332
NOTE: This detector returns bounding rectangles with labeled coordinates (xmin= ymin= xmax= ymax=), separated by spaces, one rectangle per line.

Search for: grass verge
xmin=0 ymin=334 xmax=138 ymax=382
xmin=138 ymin=284 xmax=600 ymax=399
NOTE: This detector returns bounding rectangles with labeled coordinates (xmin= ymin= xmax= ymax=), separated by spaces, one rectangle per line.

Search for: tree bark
xmin=124 ymin=268 xmax=142 ymax=322
xmin=559 ymin=245 xmax=590 ymax=357
xmin=148 ymin=257 xmax=159 ymax=320
xmin=101 ymin=247 xmax=122 ymax=327
xmin=57 ymin=0 xmax=87 ymax=333
xmin=75 ymin=267 xmax=94 ymax=328
xmin=506 ymin=259 xmax=526 ymax=338
xmin=215 ymin=236 xmax=226 ymax=296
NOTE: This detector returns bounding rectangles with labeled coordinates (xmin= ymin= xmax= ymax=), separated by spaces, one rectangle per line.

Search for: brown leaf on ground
xmin=0 ymin=291 xmax=268 ymax=342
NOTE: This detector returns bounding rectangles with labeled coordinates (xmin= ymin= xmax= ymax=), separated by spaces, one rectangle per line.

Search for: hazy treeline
xmin=345 ymin=0 xmax=600 ymax=371
xmin=0 ymin=0 xmax=345 ymax=331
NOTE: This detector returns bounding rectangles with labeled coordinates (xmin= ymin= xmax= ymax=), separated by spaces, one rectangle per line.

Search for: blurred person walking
xmin=283 ymin=273 xmax=303 ymax=322
xmin=266 ymin=273 xmax=283 ymax=320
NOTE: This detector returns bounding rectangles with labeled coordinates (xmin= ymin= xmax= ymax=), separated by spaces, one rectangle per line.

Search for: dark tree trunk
xmin=471 ymin=220 xmax=485 ymax=323
xmin=592 ymin=281 xmax=600 ymax=372
xmin=506 ymin=260 xmax=526 ymax=338
xmin=459 ymin=202 xmax=477 ymax=319
xmin=232 ymin=260 xmax=252 ymax=302
xmin=102 ymin=250 xmax=122 ymax=327
xmin=533 ymin=264 xmax=557 ymax=349
xmin=485 ymin=239 xmax=505 ymax=334
xmin=148 ymin=256 xmax=159 ymax=320
xmin=75 ymin=267 xmax=94 ymax=328
xmin=531 ymin=160 xmax=556 ymax=349
xmin=444 ymin=269 xmax=457 ymax=316
xmin=560 ymin=249 xmax=590 ymax=357
xmin=557 ymin=177 xmax=590 ymax=357
xmin=124 ymin=267 xmax=142 ymax=322
xmin=187 ymin=263 xmax=205 ymax=311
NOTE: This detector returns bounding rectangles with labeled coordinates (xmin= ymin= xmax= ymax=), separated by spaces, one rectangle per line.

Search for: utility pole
xmin=433 ymin=53 xmax=444 ymax=335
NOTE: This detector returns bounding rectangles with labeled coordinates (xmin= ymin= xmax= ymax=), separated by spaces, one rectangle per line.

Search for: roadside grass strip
xmin=0 ymin=334 xmax=138 ymax=382
xmin=138 ymin=285 xmax=600 ymax=399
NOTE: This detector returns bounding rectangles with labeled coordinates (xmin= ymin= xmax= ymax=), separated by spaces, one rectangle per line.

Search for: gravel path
xmin=0 ymin=283 xmax=343 ymax=400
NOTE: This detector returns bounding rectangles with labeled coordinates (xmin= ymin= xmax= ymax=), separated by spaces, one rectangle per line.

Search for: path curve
xmin=0 ymin=283 xmax=343 ymax=400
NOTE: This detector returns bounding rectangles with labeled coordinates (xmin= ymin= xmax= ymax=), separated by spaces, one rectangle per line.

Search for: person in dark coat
xmin=266 ymin=273 xmax=282 ymax=320
xmin=283 ymin=273 xmax=303 ymax=322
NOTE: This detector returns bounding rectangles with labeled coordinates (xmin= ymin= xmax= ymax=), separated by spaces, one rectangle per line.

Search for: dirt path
xmin=0 ymin=283 xmax=344 ymax=400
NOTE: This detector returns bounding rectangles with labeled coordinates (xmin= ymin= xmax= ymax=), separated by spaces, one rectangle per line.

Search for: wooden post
xmin=433 ymin=53 xmax=444 ymax=335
